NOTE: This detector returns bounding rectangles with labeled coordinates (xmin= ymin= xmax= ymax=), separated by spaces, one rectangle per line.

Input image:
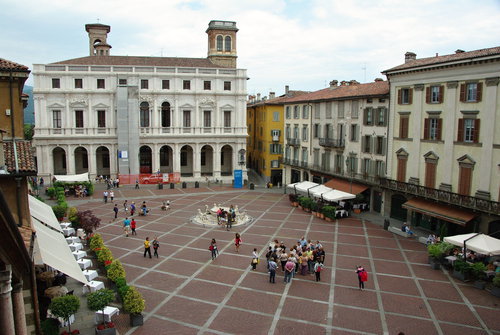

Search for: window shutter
xmin=458 ymin=166 xmax=472 ymax=196
xmin=380 ymin=161 xmax=385 ymax=177
xmin=476 ymin=82 xmax=482 ymax=102
xmin=361 ymin=159 xmax=366 ymax=174
xmin=473 ymin=119 xmax=480 ymax=143
xmin=459 ymin=84 xmax=466 ymax=102
xmin=371 ymin=160 xmax=377 ymax=176
xmin=423 ymin=118 xmax=430 ymax=140
xmin=397 ymin=89 xmax=402 ymax=104
xmin=408 ymin=89 xmax=413 ymax=104
xmin=457 ymin=118 xmax=464 ymax=141
xmin=363 ymin=108 xmax=368 ymax=125
xmin=425 ymin=87 xmax=431 ymax=104
xmin=383 ymin=108 xmax=388 ymax=126
xmin=370 ymin=136 xmax=375 ymax=154
xmin=382 ymin=137 xmax=387 ymax=156
xmin=436 ymin=118 xmax=442 ymax=140
xmin=361 ymin=136 xmax=366 ymax=152
xmin=439 ymin=85 xmax=444 ymax=103
xmin=355 ymin=124 xmax=359 ymax=141
xmin=397 ymin=158 xmax=407 ymax=182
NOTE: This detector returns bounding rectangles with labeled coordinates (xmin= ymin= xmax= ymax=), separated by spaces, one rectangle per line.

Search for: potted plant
xmin=123 ymin=286 xmax=145 ymax=327
xmin=298 ymin=197 xmax=314 ymax=212
xmin=322 ymin=205 xmax=336 ymax=222
xmin=52 ymin=204 xmax=67 ymax=221
xmin=316 ymin=201 xmax=324 ymax=218
xmin=87 ymin=289 xmax=116 ymax=335
xmin=107 ymin=260 xmax=126 ymax=283
xmin=452 ymin=258 xmax=472 ymax=282
xmin=470 ymin=262 xmax=487 ymax=290
xmin=77 ymin=210 xmax=102 ymax=234
xmin=49 ymin=295 xmax=80 ymax=334
xmin=47 ymin=187 xmax=57 ymax=199
xmin=89 ymin=233 xmax=104 ymax=251
xmin=97 ymin=247 xmax=114 ymax=265
xmin=427 ymin=243 xmax=442 ymax=270
xmin=288 ymin=194 xmax=298 ymax=207
xmin=491 ymin=274 xmax=500 ymax=297
xmin=310 ymin=201 xmax=318 ymax=216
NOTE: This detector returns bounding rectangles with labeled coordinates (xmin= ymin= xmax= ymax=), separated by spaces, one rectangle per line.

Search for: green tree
xmin=87 ymin=289 xmax=115 ymax=327
xmin=49 ymin=295 xmax=80 ymax=333
xmin=23 ymin=124 xmax=34 ymax=140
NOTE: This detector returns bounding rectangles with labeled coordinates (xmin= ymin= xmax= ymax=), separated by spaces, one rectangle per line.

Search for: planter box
xmin=491 ymin=286 xmax=500 ymax=297
xmin=452 ymin=270 xmax=470 ymax=282
xmin=130 ymin=313 xmax=144 ymax=327
xmin=353 ymin=208 xmax=361 ymax=214
xmin=95 ymin=328 xmax=116 ymax=335
xmin=325 ymin=217 xmax=333 ymax=222
xmin=291 ymin=202 xmax=298 ymax=207
xmin=473 ymin=280 xmax=486 ymax=290
xmin=428 ymin=258 xmax=440 ymax=270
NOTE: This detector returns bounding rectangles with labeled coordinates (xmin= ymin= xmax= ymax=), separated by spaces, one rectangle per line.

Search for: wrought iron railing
xmin=319 ymin=138 xmax=345 ymax=148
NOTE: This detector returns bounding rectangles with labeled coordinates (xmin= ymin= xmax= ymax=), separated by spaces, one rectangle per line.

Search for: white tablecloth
xmin=69 ymin=243 xmax=83 ymax=252
xmin=63 ymin=227 xmax=75 ymax=236
xmin=77 ymin=258 xmax=92 ymax=269
xmin=72 ymin=250 xmax=87 ymax=260
xmin=83 ymin=280 xmax=104 ymax=294
xmin=66 ymin=236 xmax=80 ymax=244
xmin=95 ymin=306 xmax=119 ymax=323
xmin=47 ymin=309 xmax=74 ymax=327
xmin=82 ymin=269 xmax=98 ymax=281
xmin=60 ymin=222 xmax=71 ymax=229
xmin=336 ymin=209 xmax=349 ymax=218
xmin=445 ymin=255 xmax=457 ymax=264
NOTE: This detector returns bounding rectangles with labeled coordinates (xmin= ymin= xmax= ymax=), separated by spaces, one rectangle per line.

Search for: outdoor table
xmin=336 ymin=209 xmax=348 ymax=218
xmin=72 ymin=250 xmax=87 ymax=260
xmin=47 ymin=309 xmax=74 ymax=327
xmin=82 ymin=269 xmax=98 ymax=281
xmin=445 ymin=255 xmax=457 ymax=264
xmin=60 ymin=222 xmax=71 ymax=229
xmin=77 ymin=258 xmax=92 ymax=270
xmin=66 ymin=236 xmax=79 ymax=244
xmin=83 ymin=280 xmax=104 ymax=294
xmin=95 ymin=306 xmax=120 ymax=323
xmin=44 ymin=285 xmax=68 ymax=299
xmin=69 ymin=242 xmax=83 ymax=252
xmin=63 ymin=227 xmax=75 ymax=236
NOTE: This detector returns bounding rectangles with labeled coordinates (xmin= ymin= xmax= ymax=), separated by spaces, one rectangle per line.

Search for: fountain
xmin=191 ymin=204 xmax=253 ymax=227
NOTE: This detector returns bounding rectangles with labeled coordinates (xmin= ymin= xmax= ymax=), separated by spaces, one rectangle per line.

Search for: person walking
xmin=251 ymin=248 xmax=259 ymax=270
xmin=130 ymin=218 xmax=137 ymax=235
xmin=123 ymin=217 xmax=131 ymax=237
xmin=109 ymin=190 xmax=114 ymax=203
xmin=356 ymin=265 xmax=368 ymax=290
xmin=152 ymin=237 xmax=159 ymax=258
xmin=234 ymin=233 xmax=242 ymax=253
xmin=144 ymin=237 xmax=152 ymax=258
xmin=268 ymin=258 xmax=278 ymax=283
xmin=135 ymin=179 xmax=140 ymax=189
xmin=113 ymin=204 xmax=119 ymax=219
xmin=103 ymin=190 xmax=108 ymax=203
xmin=209 ymin=238 xmax=218 ymax=260
xmin=284 ymin=258 xmax=295 ymax=283
xmin=314 ymin=261 xmax=323 ymax=282
xmin=130 ymin=202 xmax=135 ymax=216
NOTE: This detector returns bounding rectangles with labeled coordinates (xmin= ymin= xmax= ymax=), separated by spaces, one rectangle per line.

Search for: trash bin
xmin=182 ymin=182 xmax=187 ymax=189
xmin=170 ymin=183 xmax=174 ymax=189
xmin=195 ymin=181 xmax=199 ymax=188
xmin=383 ymin=219 xmax=390 ymax=231
xmin=158 ymin=183 xmax=163 ymax=190
xmin=249 ymin=183 xmax=254 ymax=190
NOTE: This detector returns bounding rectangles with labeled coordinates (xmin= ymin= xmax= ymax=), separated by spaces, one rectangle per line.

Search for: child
xmin=152 ymin=237 xmax=159 ymax=258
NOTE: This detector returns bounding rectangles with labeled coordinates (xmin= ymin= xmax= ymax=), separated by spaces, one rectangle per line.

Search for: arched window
xmin=225 ymin=36 xmax=231 ymax=51
xmin=161 ymin=102 xmax=171 ymax=128
xmin=140 ymin=102 xmax=150 ymax=127
xmin=216 ymin=36 xmax=223 ymax=51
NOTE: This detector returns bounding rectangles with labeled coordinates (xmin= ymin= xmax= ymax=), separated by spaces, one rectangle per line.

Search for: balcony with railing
xmin=286 ymin=137 xmax=301 ymax=146
xmin=380 ymin=178 xmax=500 ymax=216
xmin=319 ymin=138 xmax=345 ymax=149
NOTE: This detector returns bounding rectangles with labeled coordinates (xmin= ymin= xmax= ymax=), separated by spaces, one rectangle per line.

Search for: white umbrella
xmin=321 ymin=189 xmax=356 ymax=202
xmin=286 ymin=181 xmax=319 ymax=195
xmin=443 ymin=233 xmax=500 ymax=256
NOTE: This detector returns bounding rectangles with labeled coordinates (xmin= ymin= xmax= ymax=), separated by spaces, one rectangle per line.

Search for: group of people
xmin=143 ymin=236 xmax=160 ymax=258
xmin=216 ymin=205 xmax=236 ymax=231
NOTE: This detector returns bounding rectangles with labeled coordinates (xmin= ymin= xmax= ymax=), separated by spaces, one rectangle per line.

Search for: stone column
xmin=0 ymin=268 xmax=15 ymax=335
xmin=193 ymin=144 xmax=201 ymax=178
xmin=152 ymin=143 xmax=159 ymax=173
xmin=12 ymin=281 xmax=27 ymax=335
xmin=67 ymin=145 xmax=76 ymax=175
xmin=88 ymin=144 xmax=96 ymax=180
xmin=213 ymin=146 xmax=221 ymax=179
xmin=173 ymin=143 xmax=181 ymax=173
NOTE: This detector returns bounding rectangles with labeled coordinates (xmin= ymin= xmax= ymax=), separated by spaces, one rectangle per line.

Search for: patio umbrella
xmin=443 ymin=233 xmax=500 ymax=256
xmin=286 ymin=181 xmax=319 ymax=195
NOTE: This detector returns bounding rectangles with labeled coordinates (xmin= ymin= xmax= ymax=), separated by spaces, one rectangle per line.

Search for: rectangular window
xmin=458 ymin=166 xmax=472 ymax=195
xmin=302 ymin=148 xmax=308 ymax=164
xmin=181 ymin=151 xmax=187 ymax=166
xmin=362 ymin=158 xmax=371 ymax=175
xmin=273 ymin=111 xmax=279 ymax=121
xmin=204 ymin=81 xmax=211 ymax=90
xmin=52 ymin=78 xmax=60 ymax=89
xmin=285 ymin=126 xmax=291 ymax=139
xmin=302 ymin=105 xmax=309 ymax=119
xmin=74 ymin=78 xmax=83 ymax=89
xmin=119 ymin=79 xmax=127 ymax=85
xmin=376 ymin=160 xmax=385 ymax=177
xmin=350 ymin=124 xmax=358 ymax=141
xmin=97 ymin=110 xmax=106 ymax=128
xmin=162 ymin=80 xmax=170 ymax=89
xmin=140 ymin=108 xmax=150 ymax=127
xmin=364 ymin=108 xmax=373 ymax=126
xmin=377 ymin=107 xmax=387 ymax=126
xmin=425 ymin=162 xmax=437 ymax=188
xmin=271 ymin=160 xmax=279 ymax=168
xmin=363 ymin=135 xmax=371 ymax=153
xmin=351 ymin=100 xmax=359 ymax=118
xmin=426 ymin=85 xmax=443 ymax=103
xmin=224 ymin=111 xmax=231 ymax=128
xmin=338 ymin=101 xmax=345 ymax=118
xmin=397 ymin=158 xmax=407 ymax=182
xmin=467 ymin=83 xmax=477 ymax=102
xmin=75 ymin=110 xmax=84 ymax=128
xmin=203 ymin=110 xmax=211 ymax=128
xmin=269 ymin=144 xmax=282 ymax=154
xmin=293 ymin=126 xmax=299 ymax=139
xmin=183 ymin=80 xmax=191 ymax=90
xmin=293 ymin=106 xmax=299 ymax=119
xmin=271 ymin=129 xmax=280 ymax=140
xmin=140 ymin=79 xmax=149 ymax=89
xmin=302 ymin=126 xmax=308 ymax=141
xmin=53 ymin=110 xmax=61 ymax=128
xmin=398 ymin=88 xmax=412 ymax=104
xmin=458 ymin=118 xmax=480 ymax=143
xmin=285 ymin=106 xmax=291 ymax=119
xmin=399 ymin=116 xmax=409 ymax=139
xmin=314 ymin=104 xmax=320 ymax=119
xmin=326 ymin=102 xmax=332 ymax=119
xmin=460 ymin=82 xmax=482 ymax=102
xmin=313 ymin=124 xmax=320 ymax=138
xmin=97 ymin=79 xmax=105 ymax=89
xmin=424 ymin=118 xmax=442 ymax=140
xmin=183 ymin=110 xmax=191 ymax=127
xmin=375 ymin=136 xmax=384 ymax=155
xmin=223 ymin=81 xmax=231 ymax=90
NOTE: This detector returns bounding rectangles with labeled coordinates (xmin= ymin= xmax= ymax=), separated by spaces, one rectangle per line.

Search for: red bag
xmin=209 ymin=245 xmax=214 ymax=251
xmin=360 ymin=270 xmax=368 ymax=282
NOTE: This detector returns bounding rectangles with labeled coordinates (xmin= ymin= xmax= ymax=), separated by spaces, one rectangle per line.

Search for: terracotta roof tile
xmin=18 ymin=225 xmax=33 ymax=252
xmin=52 ymin=55 xmax=228 ymax=68
xmin=247 ymin=90 xmax=310 ymax=107
xmin=0 ymin=58 xmax=30 ymax=72
xmin=2 ymin=141 xmax=37 ymax=174
xmin=283 ymin=81 xmax=389 ymax=104
xmin=383 ymin=46 xmax=500 ymax=73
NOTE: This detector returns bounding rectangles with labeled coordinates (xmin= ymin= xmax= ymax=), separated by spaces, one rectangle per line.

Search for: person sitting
xmin=426 ymin=234 xmax=437 ymax=245
xmin=402 ymin=223 xmax=414 ymax=236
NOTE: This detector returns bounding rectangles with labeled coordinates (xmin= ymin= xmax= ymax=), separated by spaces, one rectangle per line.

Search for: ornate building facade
xmin=33 ymin=21 xmax=248 ymax=183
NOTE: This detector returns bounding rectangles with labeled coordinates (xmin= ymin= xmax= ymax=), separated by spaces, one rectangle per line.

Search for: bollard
xmin=158 ymin=183 xmax=163 ymax=190
xmin=170 ymin=183 xmax=174 ymax=189
xmin=195 ymin=181 xmax=199 ymax=188
xmin=182 ymin=182 xmax=187 ymax=189
xmin=249 ymin=183 xmax=254 ymax=190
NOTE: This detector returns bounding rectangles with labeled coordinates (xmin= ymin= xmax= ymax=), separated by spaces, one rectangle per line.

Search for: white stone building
xmin=32 ymin=21 xmax=248 ymax=183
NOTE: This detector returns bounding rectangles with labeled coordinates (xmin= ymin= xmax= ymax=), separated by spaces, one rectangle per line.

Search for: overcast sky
xmin=2 ymin=0 xmax=499 ymax=96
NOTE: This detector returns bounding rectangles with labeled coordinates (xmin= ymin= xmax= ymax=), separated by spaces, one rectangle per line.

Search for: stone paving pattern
xmin=73 ymin=186 xmax=500 ymax=335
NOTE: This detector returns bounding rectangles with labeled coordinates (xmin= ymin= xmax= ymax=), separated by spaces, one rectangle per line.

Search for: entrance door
xmin=373 ymin=191 xmax=382 ymax=213
xmin=390 ymin=194 xmax=407 ymax=221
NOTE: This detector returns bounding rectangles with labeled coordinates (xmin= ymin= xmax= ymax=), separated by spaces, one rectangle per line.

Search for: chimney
xmin=405 ymin=52 xmax=416 ymax=63
xmin=349 ymin=80 xmax=360 ymax=85
xmin=455 ymin=49 xmax=465 ymax=54
xmin=257 ymin=93 xmax=261 ymax=101
xmin=285 ymin=85 xmax=289 ymax=95
xmin=340 ymin=80 xmax=347 ymax=86
xmin=269 ymin=92 xmax=275 ymax=99
xmin=329 ymin=80 xmax=338 ymax=87
xmin=374 ymin=78 xmax=384 ymax=82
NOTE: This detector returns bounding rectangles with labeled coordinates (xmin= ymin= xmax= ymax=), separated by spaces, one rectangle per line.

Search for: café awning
xmin=402 ymin=198 xmax=477 ymax=226
xmin=286 ymin=181 xmax=320 ymax=195
xmin=309 ymin=185 xmax=355 ymax=202
xmin=444 ymin=233 xmax=500 ymax=256
xmin=54 ymin=172 xmax=89 ymax=183
xmin=29 ymin=195 xmax=63 ymax=232
xmin=324 ymin=178 xmax=368 ymax=195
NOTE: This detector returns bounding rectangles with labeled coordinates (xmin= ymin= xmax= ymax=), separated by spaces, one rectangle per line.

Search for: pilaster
xmin=12 ymin=281 xmax=27 ymax=335
xmin=0 ymin=268 xmax=15 ymax=335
